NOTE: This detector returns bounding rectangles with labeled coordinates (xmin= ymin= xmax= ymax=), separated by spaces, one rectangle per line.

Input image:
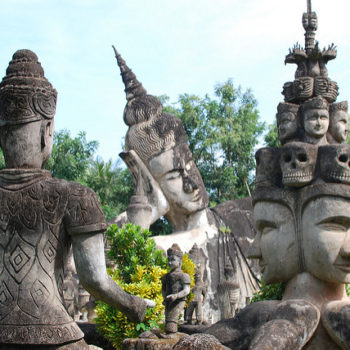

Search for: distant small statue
xmin=217 ymin=264 xmax=241 ymax=319
xmin=162 ymin=244 xmax=191 ymax=333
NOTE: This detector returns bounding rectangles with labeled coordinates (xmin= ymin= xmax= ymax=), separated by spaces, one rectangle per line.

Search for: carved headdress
xmin=0 ymin=49 xmax=57 ymax=126
xmin=113 ymin=46 xmax=187 ymax=161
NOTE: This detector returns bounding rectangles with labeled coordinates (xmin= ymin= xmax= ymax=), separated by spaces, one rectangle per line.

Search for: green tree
xmin=162 ymin=79 xmax=265 ymax=203
xmin=264 ymin=122 xmax=280 ymax=148
xmin=46 ymin=129 xmax=98 ymax=182
xmin=85 ymin=158 xmax=133 ymax=220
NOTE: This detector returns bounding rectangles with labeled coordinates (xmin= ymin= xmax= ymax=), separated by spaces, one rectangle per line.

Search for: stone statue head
xmin=300 ymin=96 xmax=329 ymax=144
xmin=167 ymin=243 xmax=183 ymax=271
xmin=328 ymin=101 xmax=349 ymax=143
xmin=276 ymin=102 xmax=299 ymax=144
xmin=250 ymin=191 xmax=300 ymax=284
xmin=301 ymin=185 xmax=350 ymax=284
xmin=114 ymin=48 xmax=209 ymax=219
xmin=0 ymin=49 xmax=57 ymax=168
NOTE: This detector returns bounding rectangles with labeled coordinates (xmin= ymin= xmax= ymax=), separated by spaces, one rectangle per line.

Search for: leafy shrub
xmin=95 ymin=223 xmax=195 ymax=349
xmin=251 ymin=280 xmax=285 ymax=303
xmin=181 ymin=253 xmax=196 ymax=306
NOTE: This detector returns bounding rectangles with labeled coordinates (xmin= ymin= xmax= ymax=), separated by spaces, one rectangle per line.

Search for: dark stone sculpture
xmin=162 ymin=244 xmax=191 ymax=334
xmin=111 ymin=45 xmax=259 ymax=323
xmin=0 ymin=50 xmax=154 ymax=349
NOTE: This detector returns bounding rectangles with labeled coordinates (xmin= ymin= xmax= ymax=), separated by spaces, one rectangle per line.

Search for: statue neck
xmin=283 ymin=272 xmax=348 ymax=308
xmin=167 ymin=208 xmax=210 ymax=232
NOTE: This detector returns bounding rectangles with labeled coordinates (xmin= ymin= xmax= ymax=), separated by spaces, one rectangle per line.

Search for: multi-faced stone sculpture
xmin=196 ymin=1 xmax=350 ymax=348
xmin=0 ymin=50 xmax=154 ymax=349
xmin=162 ymin=244 xmax=191 ymax=334
xmin=112 ymin=46 xmax=260 ymax=322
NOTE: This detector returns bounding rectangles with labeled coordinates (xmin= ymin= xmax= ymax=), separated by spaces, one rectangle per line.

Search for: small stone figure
xmin=217 ymin=264 xmax=240 ymax=319
xmin=162 ymin=244 xmax=191 ymax=333
xmin=328 ymin=101 xmax=349 ymax=143
xmin=185 ymin=264 xmax=207 ymax=325
xmin=0 ymin=49 xmax=154 ymax=349
xmin=301 ymin=96 xmax=329 ymax=145
xmin=276 ymin=102 xmax=300 ymax=145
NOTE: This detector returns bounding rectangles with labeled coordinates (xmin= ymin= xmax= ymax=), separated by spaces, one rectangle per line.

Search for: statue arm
xmin=72 ymin=232 xmax=153 ymax=323
xmin=120 ymin=150 xmax=170 ymax=225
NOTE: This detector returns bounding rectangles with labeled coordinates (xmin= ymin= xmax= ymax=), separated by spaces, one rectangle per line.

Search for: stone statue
xmin=162 ymin=244 xmax=191 ymax=334
xmin=185 ymin=244 xmax=207 ymax=325
xmin=328 ymin=101 xmax=349 ymax=144
xmin=194 ymin=2 xmax=350 ymax=348
xmin=0 ymin=50 xmax=154 ymax=349
xmin=217 ymin=264 xmax=240 ymax=319
xmin=111 ymin=45 xmax=260 ymax=323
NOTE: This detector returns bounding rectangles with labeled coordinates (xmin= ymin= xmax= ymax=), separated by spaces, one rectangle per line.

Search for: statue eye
xmin=318 ymin=217 xmax=350 ymax=232
xmin=257 ymin=220 xmax=277 ymax=235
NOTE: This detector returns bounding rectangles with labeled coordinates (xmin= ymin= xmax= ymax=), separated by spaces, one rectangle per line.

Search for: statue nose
xmin=340 ymin=237 xmax=350 ymax=258
xmin=247 ymin=234 xmax=262 ymax=259
xmin=183 ymin=176 xmax=198 ymax=193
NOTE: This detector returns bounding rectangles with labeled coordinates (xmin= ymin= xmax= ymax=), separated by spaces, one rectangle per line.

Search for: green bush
xmin=251 ymin=280 xmax=285 ymax=303
xmin=95 ymin=223 xmax=195 ymax=349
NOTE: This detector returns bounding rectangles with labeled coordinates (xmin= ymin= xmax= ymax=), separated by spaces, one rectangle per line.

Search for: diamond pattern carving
xmin=43 ymin=240 xmax=56 ymax=263
xmin=10 ymin=245 xmax=30 ymax=273
xmin=31 ymin=279 xmax=50 ymax=307
xmin=0 ymin=281 xmax=13 ymax=307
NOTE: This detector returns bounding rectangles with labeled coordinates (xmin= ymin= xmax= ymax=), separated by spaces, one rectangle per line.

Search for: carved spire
xmin=112 ymin=45 xmax=147 ymax=101
xmin=302 ymin=0 xmax=318 ymax=54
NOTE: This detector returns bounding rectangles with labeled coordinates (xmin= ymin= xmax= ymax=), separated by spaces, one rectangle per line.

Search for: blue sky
xmin=1 ymin=0 xmax=350 ymax=161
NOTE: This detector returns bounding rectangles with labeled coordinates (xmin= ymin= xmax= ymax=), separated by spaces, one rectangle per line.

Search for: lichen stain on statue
xmin=202 ymin=2 xmax=350 ymax=349
xmin=111 ymin=45 xmax=260 ymax=324
xmin=0 ymin=50 xmax=154 ymax=349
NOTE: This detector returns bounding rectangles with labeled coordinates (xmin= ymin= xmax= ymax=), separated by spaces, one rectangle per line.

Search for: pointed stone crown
xmin=112 ymin=45 xmax=147 ymax=101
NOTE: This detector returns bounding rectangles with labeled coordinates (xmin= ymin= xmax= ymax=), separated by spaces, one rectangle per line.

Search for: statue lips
xmin=333 ymin=264 xmax=350 ymax=273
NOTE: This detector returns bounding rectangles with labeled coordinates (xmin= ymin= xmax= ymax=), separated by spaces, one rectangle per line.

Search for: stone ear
xmin=41 ymin=121 xmax=53 ymax=149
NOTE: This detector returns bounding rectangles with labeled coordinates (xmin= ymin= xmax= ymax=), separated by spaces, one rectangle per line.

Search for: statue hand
xmin=120 ymin=150 xmax=169 ymax=224
xmin=166 ymin=294 xmax=177 ymax=302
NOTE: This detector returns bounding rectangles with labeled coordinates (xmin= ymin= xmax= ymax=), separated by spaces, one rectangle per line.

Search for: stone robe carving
xmin=0 ymin=171 xmax=105 ymax=344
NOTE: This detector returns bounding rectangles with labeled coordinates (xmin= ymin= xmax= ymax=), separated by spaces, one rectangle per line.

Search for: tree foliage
xmin=162 ymin=79 xmax=265 ymax=203
xmin=46 ymin=129 xmax=98 ymax=182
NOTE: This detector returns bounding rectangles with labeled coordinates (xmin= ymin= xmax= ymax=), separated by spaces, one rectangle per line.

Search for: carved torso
xmin=0 ymin=169 xmax=106 ymax=345
xmin=162 ymin=271 xmax=191 ymax=302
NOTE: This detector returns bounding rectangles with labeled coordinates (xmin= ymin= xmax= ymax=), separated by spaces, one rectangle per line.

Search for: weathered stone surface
xmin=173 ymin=333 xmax=230 ymax=350
xmin=0 ymin=49 xmax=153 ymax=348
xmin=206 ymin=301 xmax=280 ymax=349
xmin=122 ymin=333 xmax=186 ymax=350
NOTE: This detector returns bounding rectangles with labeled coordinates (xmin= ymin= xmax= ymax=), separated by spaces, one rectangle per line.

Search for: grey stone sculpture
xmin=197 ymin=2 xmax=350 ymax=348
xmin=185 ymin=244 xmax=207 ymax=325
xmin=0 ymin=50 xmax=154 ymax=349
xmin=217 ymin=264 xmax=240 ymax=320
xmin=112 ymin=45 xmax=260 ymax=323
xmin=162 ymin=244 xmax=191 ymax=334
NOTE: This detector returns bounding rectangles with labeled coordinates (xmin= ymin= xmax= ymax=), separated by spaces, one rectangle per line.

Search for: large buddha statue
xmin=0 ymin=50 xmax=154 ymax=349
xmin=111 ymin=46 xmax=259 ymax=322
